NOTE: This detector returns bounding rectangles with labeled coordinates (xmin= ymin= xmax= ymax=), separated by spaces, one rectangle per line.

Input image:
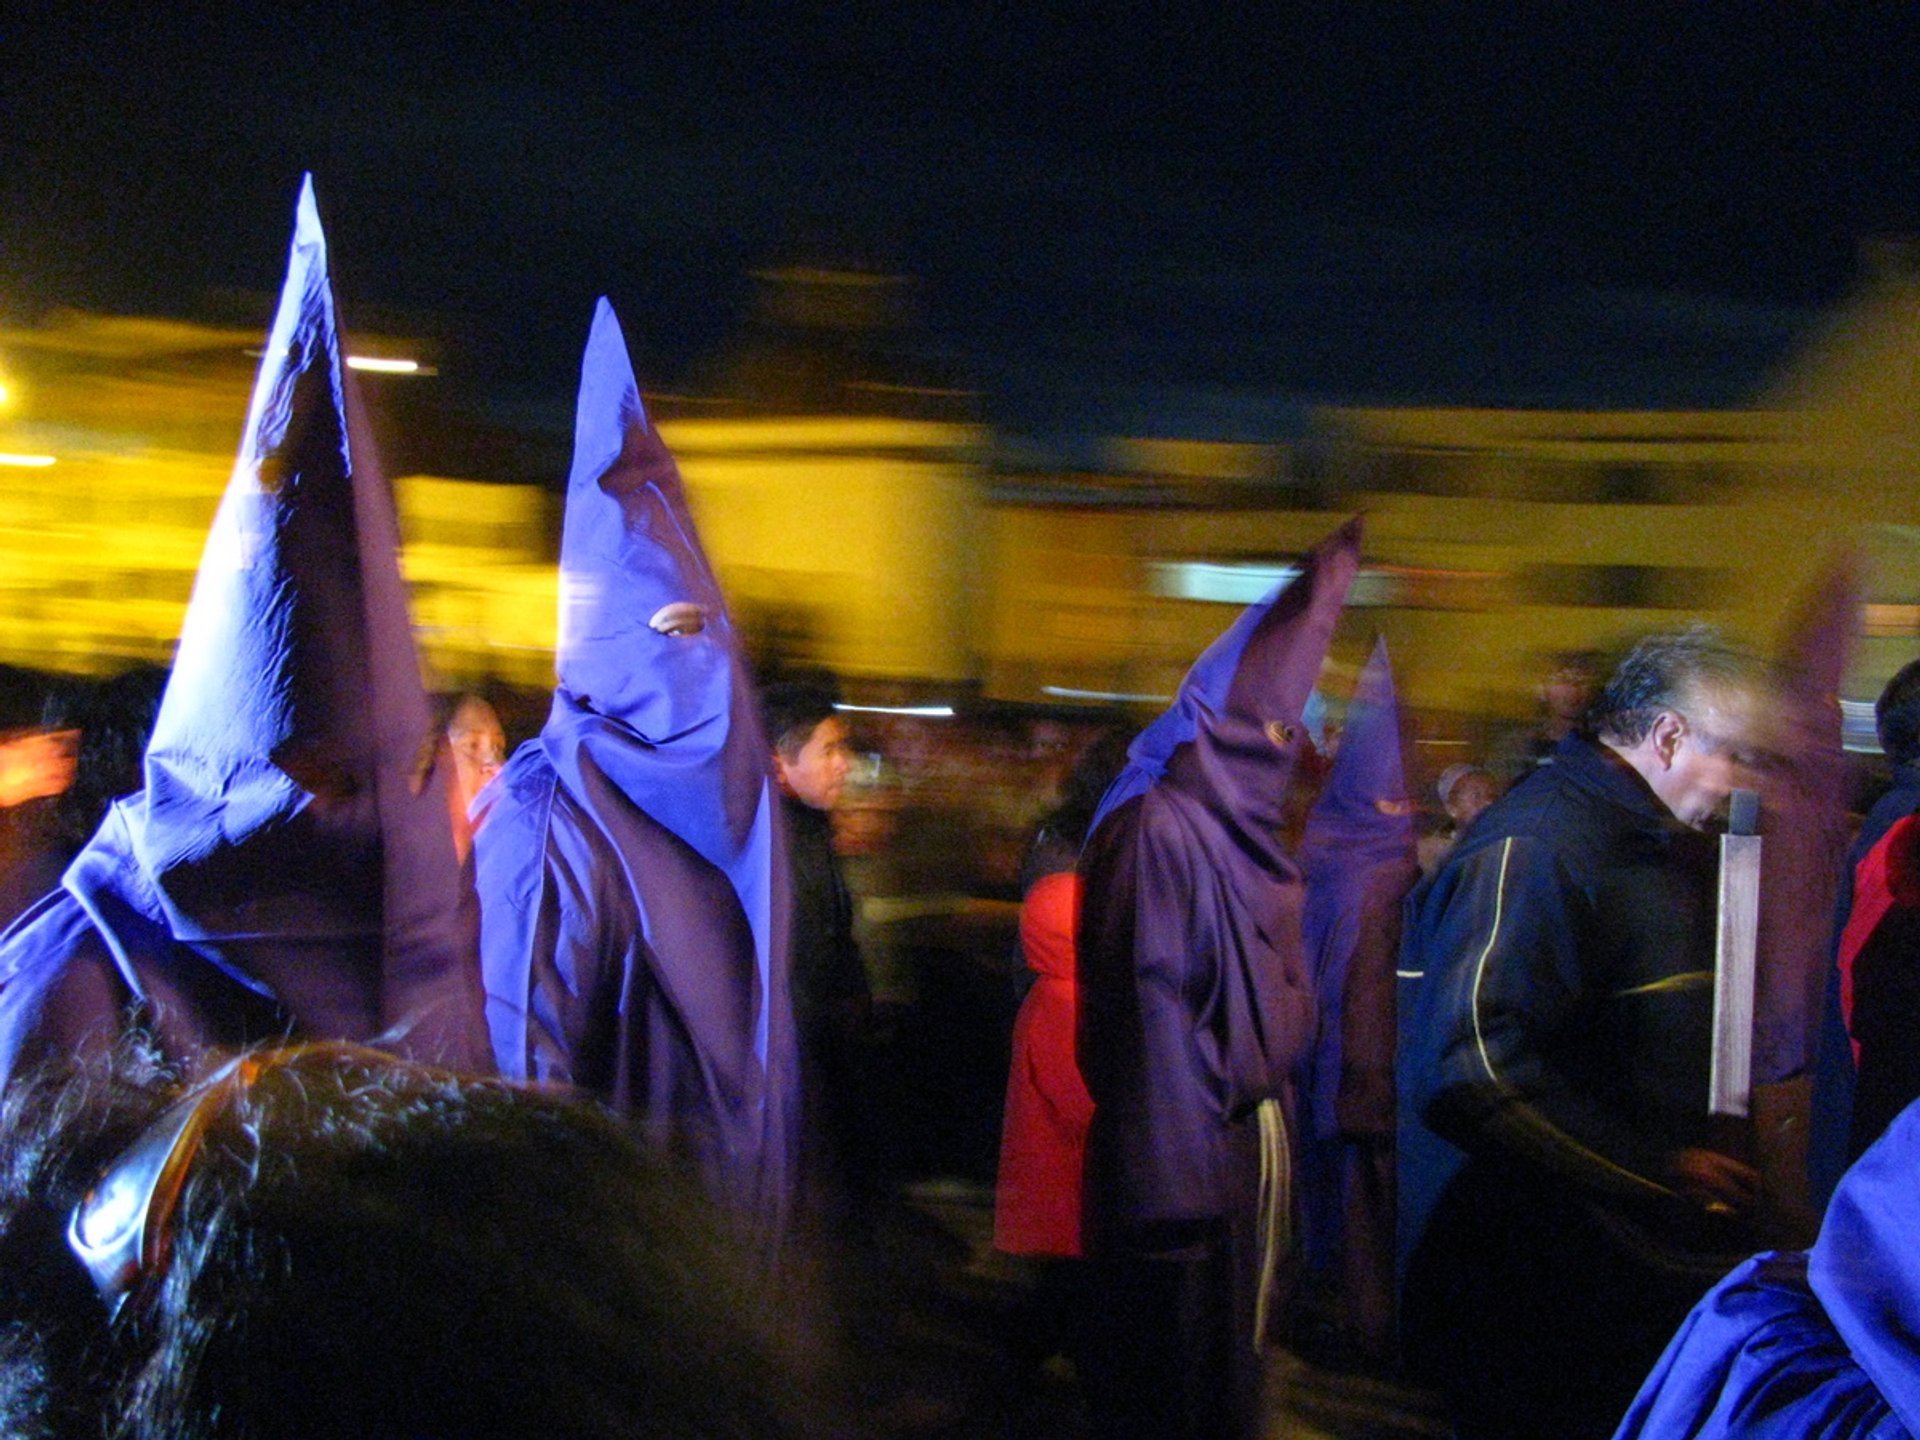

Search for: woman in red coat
xmin=995 ymin=868 xmax=1099 ymax=1401
xmin=996 ymin=869 xmax=1093 ymax=1256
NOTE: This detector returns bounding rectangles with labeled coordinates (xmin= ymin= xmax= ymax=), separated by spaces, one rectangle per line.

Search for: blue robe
xmin=1296 ymin=637 xmax=1417 ymax=1357
xmin=1076 ymin=516 xmax=1360 ymax=1439
xmin=1616 ymin=1098 xmax=1920 ymax=1438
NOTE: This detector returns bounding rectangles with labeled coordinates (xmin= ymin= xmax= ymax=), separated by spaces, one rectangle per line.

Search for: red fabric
xmin=994 ymin=871 xmax=1093 ymax=1256
xmin=1838 ymin=814 xmax=1920 ymax=1062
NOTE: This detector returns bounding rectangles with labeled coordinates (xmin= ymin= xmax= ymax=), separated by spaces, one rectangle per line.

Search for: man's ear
xmin=1647 ymin=711 xmax=1685 ymax=769
xmin=770 ymin=751 xmax=793 ymax=795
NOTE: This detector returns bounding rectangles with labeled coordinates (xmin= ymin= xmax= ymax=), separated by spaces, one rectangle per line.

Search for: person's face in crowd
xmin=776 ymin=715 xmax=852 ymax=812
xmin=1445 ymin=771 xmax=1499 ymax=828
xmin=1648 ymin=683 xmax=1764 ymax=829
xmin=1541 ymin=665 xmax=1595 ymax=724
xmin=0 ymin=727 xmax=78 ymax=808
xmin=1029 ymin=720 xmax=1077 ymax=794
xmin=447 ymin=696 xmax=506 ymax=806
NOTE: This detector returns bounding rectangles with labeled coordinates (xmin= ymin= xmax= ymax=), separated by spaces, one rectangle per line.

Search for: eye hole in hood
xmin=649 ymin=601 xmax=708 ymax=638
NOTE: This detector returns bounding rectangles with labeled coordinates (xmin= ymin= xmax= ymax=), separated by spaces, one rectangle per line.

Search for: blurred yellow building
xmin=5 ymin=255 xmax=1920 ymax=742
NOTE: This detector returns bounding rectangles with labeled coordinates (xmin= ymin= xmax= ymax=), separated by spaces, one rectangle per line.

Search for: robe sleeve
xmin=477 ymin=765 xmax=627 ymax=1090
xmin=522 ymin=815 xmax=629 ymax=1092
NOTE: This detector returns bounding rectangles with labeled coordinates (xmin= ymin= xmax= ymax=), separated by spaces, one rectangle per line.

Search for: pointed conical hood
xmin=66 ymin=176 xmax=490 ymax=1066
xmin=501 ymin=298 xmax=795 ymax=1243
xmin=1300 ymin=637 xmax=1416 ymax=1140
xmin=1754 ymin=548 xmax=1861 ymax=1085
xmin=1092 ymin=516 xmax=1363 ymax=858
xmin=1302 ymin=637 xmax=1412 ymax=868
xmin=543 ymin=296 xmax=775 ymax=952
xmin=554 ymin=300 xmax=733 ymax=751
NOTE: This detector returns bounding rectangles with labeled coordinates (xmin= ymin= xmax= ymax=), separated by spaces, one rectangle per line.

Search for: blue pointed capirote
xmin=0 ymin=175 xmax=493 ymax=1081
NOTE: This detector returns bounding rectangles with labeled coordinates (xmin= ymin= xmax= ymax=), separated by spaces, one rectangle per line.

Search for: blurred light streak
xmin=844 ymin=381 xmax=978 ymax=399
xmin=1041 ymin=685 xmax=1171 ymax=704
xmin=345 ymin=356 xmax=427 ymax=374
xmin=1863 ymin=604 xmax=1920 ymax=637
xmin=1151 ymin=561 xmax=1300 ymax=605
xmin=0 ymin=453 xmax=56 ymax=468
xmin=834 ymin=703 xmax=955 ymax=717
xmin=1840 ymin=698 xmax=1881 ymax=753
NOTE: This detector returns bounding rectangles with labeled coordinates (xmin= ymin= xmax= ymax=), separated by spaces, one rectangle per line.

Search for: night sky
xmin=5 ymin=7 xmax=1918 ymax=410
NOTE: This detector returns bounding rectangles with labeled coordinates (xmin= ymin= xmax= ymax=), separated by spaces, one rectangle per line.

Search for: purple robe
xmin=1755 ymin=550 xmax=1859 ymax=1085
xmin=475 ymin=299 xmax=796 ymax=1247
xmin=1296 ymin=636 xmax=1418 ymax=1356
xmin=1080 ymin=516 xmax=1359 ymax=1235
xmin=0 ymin=177 xmax=492 ymax=1081
xmin=1615 ymin=1097 xmax=1920 ymax=1438
xmin=1075 ymin=519 xmax=1359 ymax=1439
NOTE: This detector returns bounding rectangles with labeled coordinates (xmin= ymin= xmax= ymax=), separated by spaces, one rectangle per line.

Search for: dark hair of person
xmin=1020 ymin=724 xmax=1133 ymax=888
xmin=760 ymin=681 xmax=840 ymax=760
xmin=1876 ymin=658 xmax=1920 ymax=769
xmin=39 ymin=665 xmax=168 ymax=850
xmin=0 ymin=1040 xmax=827 ymax=1440
xmin=1590 ymin=626 xmax=1764 ymax=748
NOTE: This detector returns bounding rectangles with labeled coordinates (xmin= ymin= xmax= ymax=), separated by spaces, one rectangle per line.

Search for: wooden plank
xmin=1710 ymin=831 xmax=1762 ymax=1117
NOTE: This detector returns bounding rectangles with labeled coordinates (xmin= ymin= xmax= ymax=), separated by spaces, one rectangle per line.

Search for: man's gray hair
xmin=1591 ymin=625 xmax=1767 ymax=747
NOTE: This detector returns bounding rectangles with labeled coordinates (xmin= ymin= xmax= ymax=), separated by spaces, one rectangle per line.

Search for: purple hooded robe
xmin=1296 ymin=636 xmax=1418 ymax=1358
xmin=1075 ymin=517 xmax=1360 ymax=1438
xmin=474 ymin=300 xmax=797 ymax=1248
xmin=1080 ymin=515 xmax=1360 ymax=1237
xmin=0 ymin=177 xmax=493 ymax=1080
xmin=1756 ymin=548 xmax=1859 ymax=1089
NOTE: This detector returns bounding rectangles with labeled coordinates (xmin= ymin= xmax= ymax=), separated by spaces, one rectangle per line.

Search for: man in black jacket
xmin=1399 ymin=628 xmax=1774 ymax=1439
xmin=762 ymin=683 xmax=872 ymax=1221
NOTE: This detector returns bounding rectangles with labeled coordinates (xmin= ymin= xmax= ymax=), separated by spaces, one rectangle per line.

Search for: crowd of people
xmin=2 ymin=180 xmax=1919 ymax=1440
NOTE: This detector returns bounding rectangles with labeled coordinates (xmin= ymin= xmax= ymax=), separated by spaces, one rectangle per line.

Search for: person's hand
xmin=1665 ymin=1147 xmax=1761 ymax=1216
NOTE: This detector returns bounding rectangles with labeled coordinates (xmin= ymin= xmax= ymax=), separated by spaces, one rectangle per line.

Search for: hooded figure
xmin=1076 ymin=516 xmax=1361 ymax=1440
xmin=0 ymin=178 xmax=493 ymax=1081
xmin=1748 ymin=551 xmax=1858 ymax=1223
xmin=473 ymin=299 xmax=796 ymax=1249
xmin=1295 ymin=636 xmax=1418 ymax=1362
xmin=1615 ymin=1095 xmax=1920 ymax=1439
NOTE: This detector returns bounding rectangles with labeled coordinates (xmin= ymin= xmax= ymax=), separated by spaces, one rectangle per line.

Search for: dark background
xmin=5 ymin=6 xmax=1918 ymax=406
